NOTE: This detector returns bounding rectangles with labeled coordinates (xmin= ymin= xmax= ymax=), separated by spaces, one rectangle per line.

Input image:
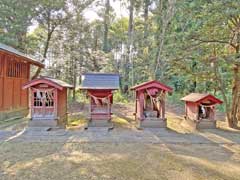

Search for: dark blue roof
xmin=80 ymin=73 xmax=120 ymax=90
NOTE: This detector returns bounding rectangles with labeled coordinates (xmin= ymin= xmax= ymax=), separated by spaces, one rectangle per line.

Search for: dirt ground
xmin=0 ymin=102 xmax=240 ymax=180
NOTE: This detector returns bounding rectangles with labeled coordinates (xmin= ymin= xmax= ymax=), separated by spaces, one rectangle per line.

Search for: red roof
xmin=181 ymin=93 xmax=223 ymax=104
xmin=22 ymin=77 xmax=73 ymax=90
xmin=130 ymin=80 xmax=173 ymax=92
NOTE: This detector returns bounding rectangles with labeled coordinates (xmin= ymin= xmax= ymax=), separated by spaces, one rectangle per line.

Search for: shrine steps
xmin=29 ymin=119 xmax=57 ymax=127
xmin=139 ymin=118 xmax=167 ymax=128
xmin=87 ymin=120 xmax=113 ymax=128
xmin=181 ymin=117 xmax=216 ymax=129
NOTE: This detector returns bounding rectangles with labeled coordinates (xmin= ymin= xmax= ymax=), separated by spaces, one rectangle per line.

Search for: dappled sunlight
xmin=1 ymin=142 xmax=240 ymax=179
xmin=111 ymin=115 xmax=134 ymax=129
xmin=166 ymin=113 xmax=193 ymax=134
xmin=198 ymin=131 xmax=240 ymax=160
xmin=176 ymin=153 xmax=240 ymax=179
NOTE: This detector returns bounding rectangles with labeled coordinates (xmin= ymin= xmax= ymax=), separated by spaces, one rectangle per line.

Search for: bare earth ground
xmin=0 ymin=102 xmax=240 ymax=180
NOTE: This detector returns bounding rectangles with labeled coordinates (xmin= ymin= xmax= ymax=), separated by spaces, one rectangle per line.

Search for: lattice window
xmin=6 ymin=58 xmax=28 ymax=78
xmin=34 ymin=92 xmax=43 ymax=107
xmin=33 ymin=91 xmax=54 ymax=107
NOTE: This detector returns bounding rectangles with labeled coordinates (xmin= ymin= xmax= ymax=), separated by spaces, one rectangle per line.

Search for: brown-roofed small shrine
xmin=181 ymin=93 xmax=223 ymax=129
xmin=22 ymin=76 xmax=73 ymax=127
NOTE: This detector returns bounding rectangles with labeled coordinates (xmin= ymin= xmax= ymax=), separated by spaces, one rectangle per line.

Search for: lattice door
xmin=31 ymin=88 xmax=57 ymax=119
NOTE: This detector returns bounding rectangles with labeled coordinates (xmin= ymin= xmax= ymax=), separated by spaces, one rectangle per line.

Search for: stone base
xmin=29 ymin=119 xmax=57 ymax=127
xmin=0 ymin=108 xmax=28 ymax=121
xmin=197 ymin=120 xmax=216 ymax=129
xmin=87 ymin=120 xmax=113 ymax=128
xmin=138 ymin=118 xmax=167 ymax=128
xmin=182 ymin=117 xmax=216 ymax=129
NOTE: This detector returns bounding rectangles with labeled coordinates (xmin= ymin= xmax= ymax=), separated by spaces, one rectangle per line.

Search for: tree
xmin=0 ymin=0 xmax=37 ymax=50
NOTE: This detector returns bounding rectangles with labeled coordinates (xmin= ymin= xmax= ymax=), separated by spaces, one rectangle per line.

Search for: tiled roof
xmin=80 ymin=73 xmax=120 ymax=90
xmin=41 ymin=76 xmax=73 ymax=88
xmin=22 ymin=76 xmax=73 ymax=90
xmin=0 ymin=43 xmax=44 ymax=67
xmin=181 ymin=93 xmax=223 ymax=104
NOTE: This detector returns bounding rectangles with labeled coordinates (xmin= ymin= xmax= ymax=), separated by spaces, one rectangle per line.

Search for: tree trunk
xmin=228 ymin=64 xmax=240 ymax=128
xmin=123 ymin=0 xmax=134 ymax=92
xmin=31 ymin=30 xmax=54 ymax=80
xmin=103 ymin=0 xmax=110 ymax=52
xmin=154 ymin=0 xmax=176 ymax=79
xmin=143 ymin=0 xmax=150 ymax=40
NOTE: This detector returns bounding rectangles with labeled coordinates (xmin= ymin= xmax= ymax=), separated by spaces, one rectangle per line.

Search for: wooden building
xmin=80 ymin=73 xmax=120 ymax=127
xmin=131 ymin=80 xmax=173 ymax=128
xmin=22 ymin=77 xmax=73 ymax=127
xmin=0 ymin=43 xmax=44 ymax=121
xmin=181 ymin=93 xmax=223 ymax=129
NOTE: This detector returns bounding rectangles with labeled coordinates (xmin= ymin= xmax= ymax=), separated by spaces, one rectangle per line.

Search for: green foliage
xmin=1 ymin=0 xmax=240 ymax=118
xmin=114 ymin=91 xmax=129 ymax=104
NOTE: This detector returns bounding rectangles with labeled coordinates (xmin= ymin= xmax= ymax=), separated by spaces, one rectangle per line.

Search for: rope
xmin=200 ymin=104 xmax=214 ymax=108
xmin=31 ymin=87 xmax=55 ymax=102
xmin=146 ymin=89 xmax=159 ymax=110
xmin=88 ymin=93 xmax=111 ymax=106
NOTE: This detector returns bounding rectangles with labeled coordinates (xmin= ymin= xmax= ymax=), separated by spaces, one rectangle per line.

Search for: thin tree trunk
xmin=213 ymin=59 xmax=231 ymax=121
xmin=143 ymin=0 xmax=150 ymax=40
xmin=123 ymin=0 xmax=134 ymax=92
xmin=31 ymin=30 xmax=54 ymax=80
xmin=103 ymin=0 xmax=110 ymax=52
xmin=154 ymin=0 xmax=176 ymax=79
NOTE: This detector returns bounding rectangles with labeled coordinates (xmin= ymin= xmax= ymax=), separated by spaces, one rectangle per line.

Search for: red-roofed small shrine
xmin=181 ymin=93 xmax=223 ymax=129
xmin=131 ymin=80 xmax=173 ymax=128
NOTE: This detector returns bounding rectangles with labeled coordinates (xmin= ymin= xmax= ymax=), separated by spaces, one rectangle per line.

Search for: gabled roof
xmin=80 ymin=73 xmax=120 ymax=90
xmin=130 ymin=80 xmax=173 ymax=92
xmin=181 ymin=93 xmax=223 ymax=104
xmin=0 ymin=43 xmax=44 ymax=68
xmin=22 ymin=76 xmax=73 ymax=90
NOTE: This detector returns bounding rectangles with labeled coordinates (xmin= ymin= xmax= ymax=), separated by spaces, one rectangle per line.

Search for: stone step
xmin=182 ymin=117 xmax=216 ymax=129
xmin=28 ymin=119 xmax=57 ymax=127
xmin=139 ymin=119 xmax=167 ymax=128
xmin=197 ymin=121 xmax=216 ymax=129
xmin=145 ymin=117 xmax=166 ymax=121
xmin=144 ymin=111 xmax=158 ymax=118
xmin=88 ymin=120 xmax=113 ymax=128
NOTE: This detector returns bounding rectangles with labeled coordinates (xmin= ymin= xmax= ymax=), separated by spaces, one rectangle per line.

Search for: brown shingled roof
xmin=0 ymin=43 xmax=44 ymax=68
xmin=181 ymin=93 xmax=223 ymax=104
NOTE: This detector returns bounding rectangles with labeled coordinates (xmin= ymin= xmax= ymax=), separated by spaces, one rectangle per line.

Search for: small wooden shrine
xmin=80 ymin=73 xmax=120 ymax=127
xmin=131 ymin=80 xmax=173 ymax=128
xmin=0 ymin=43 xmax=44 ymax=121
xmin=22 ymin=77 xmax=73 ymax=127
xmin=181 ymin=93 xmax=223 ymax=129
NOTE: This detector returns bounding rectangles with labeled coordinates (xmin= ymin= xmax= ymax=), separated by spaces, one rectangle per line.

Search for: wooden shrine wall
xmin=0 ymin=51 xmax=30 ymax=112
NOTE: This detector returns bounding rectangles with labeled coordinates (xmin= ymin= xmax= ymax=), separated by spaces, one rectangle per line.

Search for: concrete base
xmin=29 ymin=119 xmax=57 ymax=127
xmin=0 ymin=108 xmax=28 ymax=121
xmin=139 ymin=118 xmax=167 ymax=128
xmin=182 ymin=117 xmax=216 ymax=129
xmin=197 ymin=120 xmax=216 ymax=129
xmin=87 ymin=120 xmax=113 ymax=128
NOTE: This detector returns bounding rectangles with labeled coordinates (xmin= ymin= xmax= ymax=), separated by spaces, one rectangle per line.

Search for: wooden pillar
xmin=134 ymin=91 xmax=137 ymax=121
xmin=88 ymin=91 xmax=92 ymax=120
xmin=139 ymin=92 xmax=145 ymax=120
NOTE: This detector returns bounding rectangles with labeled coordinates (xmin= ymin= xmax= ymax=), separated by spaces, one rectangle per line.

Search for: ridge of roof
xmin=0 ymin=43 xmax=44 ymax=68
xmin=131 ymin=80 xmax=173 ymax=92
xmin=181 ymin=93 xmax=223 ymax=104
